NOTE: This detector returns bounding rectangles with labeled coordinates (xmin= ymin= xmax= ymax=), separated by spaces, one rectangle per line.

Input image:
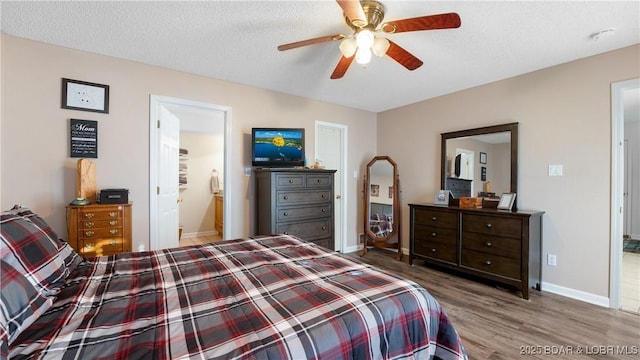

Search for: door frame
xmin=610 ymin=78 xmax=639 ymax=308
xmin=149 ymin=95 xmax=231 ymax=250
xmin=315 ymin=121 xmax=348 ymax=253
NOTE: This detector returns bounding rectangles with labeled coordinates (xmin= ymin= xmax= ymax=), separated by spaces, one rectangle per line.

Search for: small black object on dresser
xmin=255 ymin=168 xmax=336 ymax=249
xmin=409 ymin=203 xmax=544 ymax=299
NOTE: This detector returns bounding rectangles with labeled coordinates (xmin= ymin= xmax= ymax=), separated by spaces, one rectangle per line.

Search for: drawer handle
xmin=288 ymin=179 xmax=294 ymax=183
xmin=431 ymin=216 xmax=437 ymax=221
xmin=109 ymin=212 xmax=117 ymax=218
xmin=485 ymin=242 xmax=492 ymax=247
xmin=316 ymin=179 xmax=321 ymax=183
xmin=321 ymin=194 xmax=326 ymax=198
xmin=110 ymin=241 xmax=117 ymax=246
xmin=486 ymin=223 xmax=493 ymax=229
xmin=109 ymin=220 xmax=117 ymax=226
xmin=283 ymin=195 xmax=289 ymax=200
xmin=431 ymin=232 xmax=437 ymax=237
xmin=321 ymin=226 xmax=326 ymax=230
xmin=283 ymin=231 xmax=289 ymax=235
xmin=85 ymin=221 xmax=94 ymax=228
xmin=283 ymin=212 xmax=288 ymax=216
xmin=85 ymin=231 xmax=94 ymax=237
xmin=109 ymin=229 xmax=118 ymax=235
xmin=485 ymin=260 xmax=492 ymax=266
xmin=86 ymin=242 xmax=94 ymax=248
xmin=321 ymin=208 xmax=326 ymax=213
xmin=431 ymin=248 xmax=437 ymax=252
xmin=84 ymin=213 xmax=94 ymax=219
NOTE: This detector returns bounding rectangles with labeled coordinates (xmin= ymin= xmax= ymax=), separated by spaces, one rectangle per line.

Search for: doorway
xmin=149 ymin=95 xmax=231 ymax=251
xmin=315 ymin=121 xmax=347 ymax=253
xmin=610 ymin=78 xmax=639 ymax=313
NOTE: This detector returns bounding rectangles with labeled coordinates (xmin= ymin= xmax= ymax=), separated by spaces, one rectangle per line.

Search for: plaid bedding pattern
xmin=10 ymin=235 xmax=467 ymax=360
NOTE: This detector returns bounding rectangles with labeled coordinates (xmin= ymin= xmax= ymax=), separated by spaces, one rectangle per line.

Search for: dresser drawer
xmin=80 ymin=237 xmax=124 ymax=257
xmin=306 ymin=174 xmax=332 ymax=188
xmin=462 ymin=214 xmax=521 ymax=238
xmin=310 ymin=237 xmax=331 ymax=249
xmin=78 ymin=227 xmax=123 ymax=239
xmin=275 ymin=174 xmax=305 ymax=189
xmin=277 ymin=190 xmax=332 ymax=206
xmin=461 ymin=249 xmax=521 ymax=280
xmin=413 ymin=224 xmax=457 ymax=245
xmin=78 ymin=207 xmax=123 ymax=221
xmin=413 ymin=208 xmax=457 ymax=229
xmin=462 ymin=232 xmax=521 ymax=258
xmin=79 ymin=219 xmax=122 ymax=230
xmin=277 ymin=204 xmax=331 ymax=222
xmin=277 ymin=219 xmax=332 ymax=240
xmin=414 ymin=240 xmax=457 ymax=264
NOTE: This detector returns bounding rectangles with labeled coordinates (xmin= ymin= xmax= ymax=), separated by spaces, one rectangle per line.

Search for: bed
xmin=1 ymin=205 xmax=467 ymax=359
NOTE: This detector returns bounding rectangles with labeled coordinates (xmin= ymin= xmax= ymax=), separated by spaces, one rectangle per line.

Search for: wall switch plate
xmin=548 ymin=164 xmax=563 ymax=176
xmin=244 ymin=167 xmax=252 ymax=176
xmin=547 ymin=254 xmax=557 ymax=266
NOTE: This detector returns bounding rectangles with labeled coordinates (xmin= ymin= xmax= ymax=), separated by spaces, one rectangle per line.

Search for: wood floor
xmin=346 ymin=248 xmax=640 ymax=360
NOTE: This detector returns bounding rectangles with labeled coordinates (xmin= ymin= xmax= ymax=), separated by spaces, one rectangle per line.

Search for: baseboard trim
xmin=541 ymin=281 xmax=610 ymax=308
xmin=181 ymin=230 xmax=219 ymax=239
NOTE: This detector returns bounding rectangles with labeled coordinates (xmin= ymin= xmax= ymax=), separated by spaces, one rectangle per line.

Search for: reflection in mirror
xmin=441 ymin=123 xmax=518 ymax=209
xmin=361 ymin=156 xmax=402 ymax=260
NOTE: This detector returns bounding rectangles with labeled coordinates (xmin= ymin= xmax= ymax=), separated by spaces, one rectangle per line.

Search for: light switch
xmin=548 ymin=164 xmax=563 ymax=176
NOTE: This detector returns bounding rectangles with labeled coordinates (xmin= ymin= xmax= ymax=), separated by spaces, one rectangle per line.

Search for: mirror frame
xmin=362 ymin=155 xmax=402 ymax=260
xmin=440 ymin=122 xmax=519 ymax=209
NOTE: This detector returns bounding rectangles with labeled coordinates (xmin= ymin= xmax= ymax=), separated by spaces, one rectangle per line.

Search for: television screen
xmin=252 ymin=128 xmax=305 ymax=167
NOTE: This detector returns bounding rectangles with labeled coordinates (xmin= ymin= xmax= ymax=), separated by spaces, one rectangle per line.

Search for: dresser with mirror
xmin=409 ymin=122 xmax=544 ymax=299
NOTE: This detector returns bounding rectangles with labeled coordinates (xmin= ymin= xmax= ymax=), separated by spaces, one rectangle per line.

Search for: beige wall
xmin=378 ymin=45 xmax=640 ymax=299
xmin=1 ymin=35 xmax=377 ymax=251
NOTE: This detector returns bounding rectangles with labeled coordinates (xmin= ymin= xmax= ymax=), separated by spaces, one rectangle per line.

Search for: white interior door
xmin=156 ymin=106 xmax=181 ymax=250
xmin=316 ymin=122 xmax=346 ymax=252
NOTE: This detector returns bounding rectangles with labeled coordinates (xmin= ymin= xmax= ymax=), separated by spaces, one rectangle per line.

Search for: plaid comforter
xmin=10 ymin=235 xmax=467 ymax=359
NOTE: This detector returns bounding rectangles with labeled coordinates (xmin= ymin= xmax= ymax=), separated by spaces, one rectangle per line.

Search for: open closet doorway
xmin=610 ymin=78 xmax=639 ymax=314
xmin=149 ymin=95 xmax=231 ymax=251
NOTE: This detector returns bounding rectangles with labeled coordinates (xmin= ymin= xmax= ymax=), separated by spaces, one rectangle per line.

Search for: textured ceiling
xmin=1 ymin=1 xmax=639 ymax=112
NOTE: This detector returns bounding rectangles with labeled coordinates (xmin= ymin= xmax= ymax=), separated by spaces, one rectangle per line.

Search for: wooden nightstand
xmin=66 ymin=203 xmax=132 ymax=258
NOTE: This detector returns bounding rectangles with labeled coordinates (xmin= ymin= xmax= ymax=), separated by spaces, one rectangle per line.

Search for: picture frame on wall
xmin=480 ymin=152 xmax=487 ymax=164
xmin=498 ymin=193 xmax=516 ymax=210
xmin=62 ymin=78 xmax=110 ymax=114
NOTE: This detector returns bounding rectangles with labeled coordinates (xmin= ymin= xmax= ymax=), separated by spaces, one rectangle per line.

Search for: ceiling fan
xmin=277 ymin=0 xmax=461 ymax=79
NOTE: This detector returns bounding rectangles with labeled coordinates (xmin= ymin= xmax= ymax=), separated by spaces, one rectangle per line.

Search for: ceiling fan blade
xmin=278 ymin=34 xmax=345 ymax=51
xmin=383 ymin=13 xmax=461 ymax=33
xmin=336 ymin=0 xmax=368 ymax=27
xmin=330 ymin=55 xmax=355 ymax=79
xmin=385 ymin=41 xmax=423 ymax=70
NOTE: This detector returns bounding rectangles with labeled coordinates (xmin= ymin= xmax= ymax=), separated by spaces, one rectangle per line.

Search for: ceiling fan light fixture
xmin=355 ymin=29 xmax=374 ymax=49
xmin=372 ymin=37 xmax=390 ymax=57
xmin=355 ymin=47 xmax=372 ymax=65
xmin=339 ymin=38 xmax=357 ymax=58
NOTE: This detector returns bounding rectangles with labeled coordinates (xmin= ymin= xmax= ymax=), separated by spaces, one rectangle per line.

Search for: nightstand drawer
xmin=78 ymin=207 xmax=123 ymax=220
xmin=79 ymin=227 xmax=123 ymax=239
xmin=462 ymin=214 xmax=521 ymax=238
xmin=80 ymin=237 xmax=124 ymax=257
xmin=79 ymin=219 xmax=122 ymax=229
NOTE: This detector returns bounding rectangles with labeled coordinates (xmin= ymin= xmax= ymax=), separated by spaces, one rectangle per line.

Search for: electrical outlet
xmin=547 ymin=254 xmax=557 ymax=266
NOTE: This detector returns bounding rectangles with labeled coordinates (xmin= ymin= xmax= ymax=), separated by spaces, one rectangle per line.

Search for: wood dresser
xmin=255 ymin=168 xmax=336 ymax=250
xmin=409 ymin=203 xmax=544 ymax=299
xmin=214 ymin=194 xmax=223 ymax=237
xmin=66 ymin=203 xmax=132 ymax=258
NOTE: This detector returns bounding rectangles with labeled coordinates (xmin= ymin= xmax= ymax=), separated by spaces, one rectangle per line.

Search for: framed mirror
xmin=361 ymin=156 xmax=401 ymax=260
xmin=440 ymin=122 xmax=518 ymax=210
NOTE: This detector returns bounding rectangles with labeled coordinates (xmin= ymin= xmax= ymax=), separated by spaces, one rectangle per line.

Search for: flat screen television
xmin=251 ymin=128 xmax=305 ymax=167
